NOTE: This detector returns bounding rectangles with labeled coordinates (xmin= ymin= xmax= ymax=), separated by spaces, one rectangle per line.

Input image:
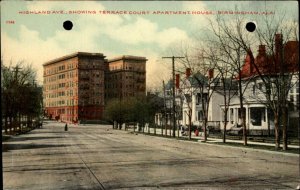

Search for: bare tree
xmin=207 ymin=12 xmax=298 ymax=149
xmin=201 ymin=44 xmax=238 ymax=143
xmin=170 ymin=40 xmax=220 ymax=142
xmin=252 ymin=17 xmax=298 ymax=150
xmin=208 ymin=16 xmax=255 ymax=146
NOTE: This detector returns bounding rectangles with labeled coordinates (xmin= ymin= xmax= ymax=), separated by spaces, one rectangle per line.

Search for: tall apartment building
xmin=43 ymin=52 xmax=107 ymax=123
xmin=43 ymin=52 xmax=147 ymax=123
xmin=105 ymin=55 xmax=147 ymax=99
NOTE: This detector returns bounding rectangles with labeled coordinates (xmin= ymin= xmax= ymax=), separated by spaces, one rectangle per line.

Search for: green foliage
xmin=103 ymin=95 xmax=164 ymax=126
xmin=1 ymin=60 xmax=43 ymax=132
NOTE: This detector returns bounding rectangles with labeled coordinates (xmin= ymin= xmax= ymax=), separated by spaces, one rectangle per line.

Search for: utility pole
xmin=162 ymin=56 xmax=184 ymax=137
xmin=162 ymin=80 xmax=167 ymax=136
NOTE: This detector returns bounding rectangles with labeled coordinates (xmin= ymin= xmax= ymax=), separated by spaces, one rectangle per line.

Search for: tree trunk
xmin=13 ymin=117 xmax=17 ymax=132
xmin=267 ymin=115 xmax=271 ymax=137
xmin=274 ymin=114 xmax=280 ymax=149
xmin=223 ymin=121 xmax=227 ymax=143
xmin=19 ymin=113 xmax=22 ymax=133
xmin=4 ymin=116 xmax=8 ymax=134
xmin=9 ymin=116 xmax=12 ymax=134
xmin=142 ymin=123 xmax=145 ymax=133
xmin=203 ymin=117 xmax=208 ymax=142
xmin=188 ymin=116 xmax=192 ymax=140
xmin=177 ymin=120 xmax=180 ymax=138
xmin=241 ymin=109 xmax=247 ymax=146
xmin=165 ymin=116 xmax=167 ymax=136
xmin=282 ymin=107 xmax=288 ymax=151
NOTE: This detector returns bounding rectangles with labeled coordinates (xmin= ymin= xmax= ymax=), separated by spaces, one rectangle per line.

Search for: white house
xmin=221 ymin=35 xmax=299 ymax=135
xmin=179 ymin=69 xmax=225 ymax=131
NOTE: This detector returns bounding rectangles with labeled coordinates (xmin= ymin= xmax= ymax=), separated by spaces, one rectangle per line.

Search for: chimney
xmin=208 ymin=69 xmax=214 ymax=79
xmin=186 ymin=68 xmax=191 ymax=78
xmin=258 ymin=45 xmax=266 ymax=55
xmin=275 ymin=33 xmax=283 ymax=58
xmin=175 ymin=74 xmax=180 ymax=89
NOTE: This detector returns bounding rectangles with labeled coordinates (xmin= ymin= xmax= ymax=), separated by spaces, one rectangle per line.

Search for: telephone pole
xmin=162 ymin=56 xmax=184 ymax=138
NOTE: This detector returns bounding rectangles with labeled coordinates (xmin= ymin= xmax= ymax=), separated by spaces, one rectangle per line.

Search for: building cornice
xmin=43 ymin=52 xmax=106 ymax=66
xmin=108 ymin=55 xmax=147 ymax=63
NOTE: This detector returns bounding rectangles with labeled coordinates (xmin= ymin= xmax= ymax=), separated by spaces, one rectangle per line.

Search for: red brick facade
xmin=43 ymin=52 xmax=147 ymax=123
xmin=240 ymin=34 xmax=299 ymax=79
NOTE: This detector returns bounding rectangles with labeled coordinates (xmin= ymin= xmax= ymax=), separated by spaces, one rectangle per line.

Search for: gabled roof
xmin=187 ymin=72 xmax=208 ymax=87
xmin=240 ymin=38 xmax=299 ymax=79
xmin=165 ymin=80 xmax=174 ymax=90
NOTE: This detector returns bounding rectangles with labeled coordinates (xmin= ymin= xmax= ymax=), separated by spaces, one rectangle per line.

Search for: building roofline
xmin=108 ymin=55 xmax=147 ymax=63
xmin=43 ymin=52 xmax=106 ymax=66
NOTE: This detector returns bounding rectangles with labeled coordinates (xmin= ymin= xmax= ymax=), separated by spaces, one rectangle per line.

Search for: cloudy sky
xmin=1 ymin=1 xmax=298 ymax=90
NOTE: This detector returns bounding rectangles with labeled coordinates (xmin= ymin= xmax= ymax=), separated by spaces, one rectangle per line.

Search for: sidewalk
xmin=134 ymin=127 xmax=299 ymax=149
xmin=205 ymin=137 xmax=299 ymax=149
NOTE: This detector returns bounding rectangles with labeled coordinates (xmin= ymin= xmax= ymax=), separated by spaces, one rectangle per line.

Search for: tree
xmin=209 ymin=13 xmax=298 ymax=150
xmin=1 ymin=60 xmax=42 ymax=134
xmin=104 ymin=95 xmax=163 ymax=131
xmin=201 ymin=44 xmax=238 ymax=143
xmin=103 ymin=98 xmax=128 ymax=129
xmin=208 ymin=15 xmax=260 ymax=146
xmin=170 ymin=42 xmax=219 ymax=141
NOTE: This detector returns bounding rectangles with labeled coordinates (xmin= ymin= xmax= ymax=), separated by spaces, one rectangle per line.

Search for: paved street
xmin=3 ymin=121 xmax=300 ymax=189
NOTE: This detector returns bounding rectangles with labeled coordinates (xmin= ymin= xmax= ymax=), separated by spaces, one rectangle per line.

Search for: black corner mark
xmin=246 ymin=22 xmax=256 ymax=32
xmin=63 ymin=20 xmax=73 ymax=30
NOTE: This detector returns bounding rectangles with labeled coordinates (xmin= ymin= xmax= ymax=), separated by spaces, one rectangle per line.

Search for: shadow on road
xmin=2 ymin=143 xmax=69 ymax=152
xmin=7 ymin=136 xmax=65 ymax=142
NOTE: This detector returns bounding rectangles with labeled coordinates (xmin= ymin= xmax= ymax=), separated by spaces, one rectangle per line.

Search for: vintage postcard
xmin=1 ymin=1 xmax=299 ymax=189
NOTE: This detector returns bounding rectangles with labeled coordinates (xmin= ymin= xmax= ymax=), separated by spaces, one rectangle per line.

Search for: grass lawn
xmin=212 ymin=141 xmax=299 ymax=154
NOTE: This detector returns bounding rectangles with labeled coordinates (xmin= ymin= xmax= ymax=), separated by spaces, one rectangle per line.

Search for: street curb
xmin=135 ymin=131 xmax=299 ymax=157
xmin=197 ymin=140 xmax=299 ymax=157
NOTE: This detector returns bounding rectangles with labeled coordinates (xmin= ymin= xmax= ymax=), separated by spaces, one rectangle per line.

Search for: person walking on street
xmin=65 ymin=123 xmax=68 ymax=131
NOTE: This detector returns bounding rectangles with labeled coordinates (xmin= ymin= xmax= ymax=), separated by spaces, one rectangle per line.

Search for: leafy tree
xmin=1 ymin=60 xmax=42 ymax=134
xmin=103 ymin=95 xmax=164 ymax=131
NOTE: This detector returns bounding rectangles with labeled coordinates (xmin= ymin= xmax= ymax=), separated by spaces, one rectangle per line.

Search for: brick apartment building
xmin=43 ymin=52 xmax=147 ymax=123
xmin=105 ymin=55 xmax=147 ymax=99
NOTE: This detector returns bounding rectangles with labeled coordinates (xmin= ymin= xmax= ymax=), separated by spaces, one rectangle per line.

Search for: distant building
xmin=43 ymin=52 xmax=147 ymax=123
xmin=105 ymin=55 xmax=147 ymax=100
xmin=180 ymin=69 xmax=226 ymax=130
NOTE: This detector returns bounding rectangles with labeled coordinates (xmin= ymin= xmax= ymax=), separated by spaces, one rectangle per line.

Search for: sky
xmin=1 ymin=1 xmax=298 ymax=90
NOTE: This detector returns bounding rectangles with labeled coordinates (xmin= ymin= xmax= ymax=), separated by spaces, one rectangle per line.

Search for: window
xmin=290 ymin=95 xmax=294 ymax=103
xmin=230 ymin=108 xmax=234 ymax=124
xmin=296 ymin=95 xmax=299 ymax=110
xmin=250 ymin=107 xmax=264 ymax=126
xmin=196 ymin=93 xmax=201 ymax=105
xmin=197 ymin=111 xmax=203 ymax=121
xmin=258 ymin=83 xmax=263 ymax=90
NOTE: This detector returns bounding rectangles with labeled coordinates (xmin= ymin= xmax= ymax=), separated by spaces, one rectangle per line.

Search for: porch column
xmin=192 ymin=94 xmax=196 ymax=122
xmin=265 ymin=108 xmax=268 ymax=129
xmin=245 ymin=106 xmax=249 ymax=130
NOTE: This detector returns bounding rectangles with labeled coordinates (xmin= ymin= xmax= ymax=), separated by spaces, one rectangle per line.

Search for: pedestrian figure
xmin=65 ymin=123 xmax=68 ymax=131
xmin=195 ymin=128 xmax=199 ymax=136
xmin=181 ymin=125 xmax=185 ymax=136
